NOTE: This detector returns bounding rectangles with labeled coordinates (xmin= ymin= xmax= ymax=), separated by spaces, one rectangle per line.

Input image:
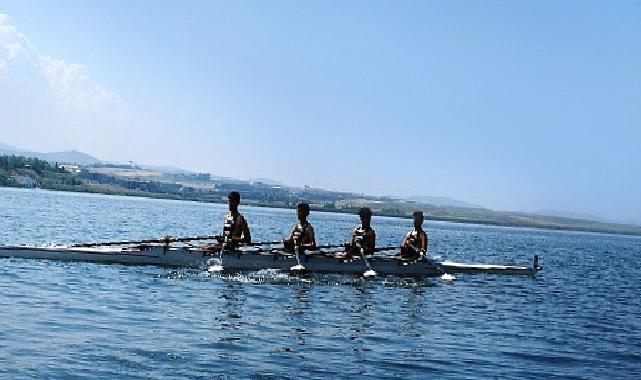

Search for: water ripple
xmin=1 ymin=188 xmax=641 ymax=379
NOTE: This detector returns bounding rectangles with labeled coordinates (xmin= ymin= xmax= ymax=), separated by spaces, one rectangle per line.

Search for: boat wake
xmin=201 ymin=267 xmax=437 ymax=287
xmin=158 ymin=264 xmax=437 ymax=287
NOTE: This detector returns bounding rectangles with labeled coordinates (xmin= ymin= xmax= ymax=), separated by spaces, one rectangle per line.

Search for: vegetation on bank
xmin=2 ymin=154 xmax=640 ymax=236
xmin=0 ymin=155 xmax=84 ymax=188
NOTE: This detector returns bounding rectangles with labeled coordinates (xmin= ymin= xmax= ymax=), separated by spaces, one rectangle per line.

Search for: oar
xmin=76 ymin=237 xmax=286 ymax=250
xmin=373 ymin=246 xmax=401 ymax=253
xmin=245 ymin=245 xmax=332 ymax=256
xmin=247 ymin=244 xmax=397 ymax=256
xmin=208 ymin=234 xmax=229 ymax=272
xmin=360 ymin=247 xmax=377 ymax=278
xmin=311 ymin=243 xmax=345 ymax=250
xmin=286 ymin=243 xmax=345 ymax=270
xmin=173 ymin=235 xmax=220 ymax=243
xmin=246 ymin=240 xmax=284 ymax=247
xmin=290 ymin=238 xmax=306 ymax=272
xmin=74 ymin=234 xmax=220 ymax=247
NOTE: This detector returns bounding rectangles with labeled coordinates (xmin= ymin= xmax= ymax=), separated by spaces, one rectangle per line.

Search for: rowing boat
xmin=0 ymin=244 xmax=540 ymax=276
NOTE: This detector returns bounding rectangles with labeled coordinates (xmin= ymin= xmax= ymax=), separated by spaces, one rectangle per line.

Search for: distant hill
xmin=38 ymin=150 xmax=101 ymax=165
xmin=534 ymin=209 xmax=612 ymax=224
xmin=407 ymin=195 xmax=483 ymax=209
xmin=139 ymin=164 xmax=194 ymax=174
xmin=249 ymin=178 xmax=283 ymax=186
xmin=0 ymin=143 xmax=101 ymax=165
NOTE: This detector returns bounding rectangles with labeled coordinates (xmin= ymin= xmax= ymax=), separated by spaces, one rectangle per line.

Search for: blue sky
xmin=1 ymin=1 xmax=640 ymax=224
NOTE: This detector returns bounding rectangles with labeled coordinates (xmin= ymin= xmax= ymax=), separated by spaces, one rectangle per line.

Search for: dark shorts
xmin=400 ymin=246 xmax=420 ymax=260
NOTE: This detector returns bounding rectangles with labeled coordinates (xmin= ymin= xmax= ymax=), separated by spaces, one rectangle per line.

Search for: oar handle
xmin=246 ymin=240 xmax=283 ymax=246
xmin=247 ymin=244 xmax=397 ymax=255
xmin=374 ymin=246 xmax=401 ymax=252
xmin=311 ymin=244 xmax=344 ymax=250
xmin=246 ymin=244 xmax=340 ymax=254
xmin=174 ymin=235 xmax=221 ymax=242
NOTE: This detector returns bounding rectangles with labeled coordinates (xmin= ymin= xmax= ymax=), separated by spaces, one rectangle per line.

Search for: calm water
xmin=0 ymin=188 xmax=640 ymax=379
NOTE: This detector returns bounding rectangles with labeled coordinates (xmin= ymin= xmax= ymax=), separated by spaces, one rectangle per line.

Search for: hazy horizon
xmin=1 ymin=1 xmax=640 ymax=225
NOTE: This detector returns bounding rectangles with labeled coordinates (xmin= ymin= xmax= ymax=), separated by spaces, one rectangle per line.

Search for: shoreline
xmin=4 ymin=186 xmax=640 ymax=238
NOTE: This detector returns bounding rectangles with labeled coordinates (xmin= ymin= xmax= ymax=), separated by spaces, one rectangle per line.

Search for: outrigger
xmin=0 ymin=235 xmax=541 ymax=277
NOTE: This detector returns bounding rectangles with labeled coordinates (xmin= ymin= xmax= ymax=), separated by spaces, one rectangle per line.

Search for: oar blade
xmin=441 ymin=273 xmax=456 ymax=282
xmin=290 ymin=264 xmax=306 ymax=271
xmin=208 ymin=264 xmax=224 ymax=272
xmin=363 ymin=269 xmax=377 ymax=278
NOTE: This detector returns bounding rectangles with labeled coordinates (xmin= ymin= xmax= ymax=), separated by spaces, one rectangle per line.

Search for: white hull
xmin=0 ymin=245 xmax=540 ymax=276
xmin=0 ymin=245 xmax=207 ymax=267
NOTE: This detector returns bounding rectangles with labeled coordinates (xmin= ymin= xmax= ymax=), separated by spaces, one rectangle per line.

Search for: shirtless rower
xmin=217 ymin=191 xmax=251 ymax=248
xmin=283 ymin=203 xmax=316 ymax=252
xmin=347 ymin=207 xmax=376 ymax=258
xmin=401 ymin=211 xmax=428 ymax=260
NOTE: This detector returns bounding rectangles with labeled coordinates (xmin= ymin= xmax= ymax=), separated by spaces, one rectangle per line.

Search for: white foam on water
xmin=441 ymin=273 xmax=456 ymax=282
xmin=363 ymin=269 xmax=377 ymax=278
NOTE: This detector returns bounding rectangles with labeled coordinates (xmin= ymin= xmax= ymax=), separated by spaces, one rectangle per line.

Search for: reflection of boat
xmin=0 ymin=244 xmax=540 ymax=277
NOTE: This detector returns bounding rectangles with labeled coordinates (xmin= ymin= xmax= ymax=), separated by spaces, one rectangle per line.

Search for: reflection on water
xmin=1 ymin=188 xmax=641 ymax=379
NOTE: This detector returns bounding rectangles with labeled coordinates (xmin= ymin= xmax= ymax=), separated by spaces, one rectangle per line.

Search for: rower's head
xmin=358 ymin=207 xmax=372 ymax=227
xmin=412 ymin=211 xmax=424 ymax=229
xmin=297 ymin=203 xmax=310 ymax=222
xmin=228 ymin=191 xmax=241 ymax=212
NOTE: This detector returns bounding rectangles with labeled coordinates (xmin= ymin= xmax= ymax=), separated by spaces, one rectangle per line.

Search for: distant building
xmin=194 ymin=173 xmax=211 ymax=181
xmin=58 ymin=164 xmax=81 ymax=173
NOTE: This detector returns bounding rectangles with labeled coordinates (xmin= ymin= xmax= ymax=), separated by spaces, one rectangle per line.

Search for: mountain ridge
xmin=406 ymin=195 xmax=483 ymax=209
xmin=0 ymin=144 xmax=101 ymax=165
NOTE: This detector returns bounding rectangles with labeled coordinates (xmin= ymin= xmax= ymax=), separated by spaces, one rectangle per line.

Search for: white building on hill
xmin=58 ymin=164 xmax=81 ymax=173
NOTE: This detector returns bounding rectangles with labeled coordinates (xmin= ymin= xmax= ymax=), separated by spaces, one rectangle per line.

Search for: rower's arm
xmin=365 ymin=230 xmax=376 ymax=253
xmin=230 ymin=234 xmax=251 ymax=245
xmin=240 ymin=218 xmax=251 ymax=244
xmin=302 ymin=227 xmax=316 ymax=249
xmin=420 ymin=232 xmax=428 ymax=254
xmin=283 ymin=227 xmax=294 ymax=247
xmin=283 ymin=230 xmax=293 ymax=244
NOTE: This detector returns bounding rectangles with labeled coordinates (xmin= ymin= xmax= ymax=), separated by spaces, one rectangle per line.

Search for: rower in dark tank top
xmin=218 ymin=191 xmax=251 ymax=248
xmin=349 ymin=207 xmax=376 ymax=257
xmin=401 ymin=211 xmax=428 ymax=259
xmin=283 ymin=203 xmax=316 ymax=251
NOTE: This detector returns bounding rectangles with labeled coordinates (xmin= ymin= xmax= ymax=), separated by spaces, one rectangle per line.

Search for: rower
xmin=347 ymin=207 xmax=376 ymax=258
xmin=217 ymin=191 xmax=251 ymax=249
xmin=401 ymin=211 xmax=428 ymax=260
xmin=283 ymin=203 xmax=316 ymax=252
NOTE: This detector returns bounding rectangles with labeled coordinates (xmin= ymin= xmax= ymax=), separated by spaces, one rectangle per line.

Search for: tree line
xmin=0 ymin=155 xmax=61 ymax=173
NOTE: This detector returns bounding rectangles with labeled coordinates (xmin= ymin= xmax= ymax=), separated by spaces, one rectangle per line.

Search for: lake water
xmin=0 ymin=187 xmax=640 ymax=379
